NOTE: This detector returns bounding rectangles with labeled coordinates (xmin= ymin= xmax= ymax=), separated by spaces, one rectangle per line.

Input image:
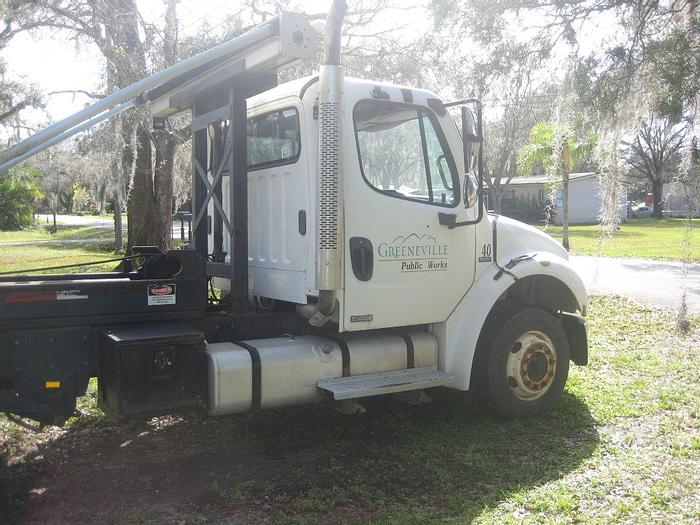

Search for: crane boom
xmin=0 ymin=13 xmax=318 ymax=172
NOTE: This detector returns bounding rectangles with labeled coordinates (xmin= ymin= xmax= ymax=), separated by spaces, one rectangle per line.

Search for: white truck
xmin=0 ymin=8 xmax=587 ymax=425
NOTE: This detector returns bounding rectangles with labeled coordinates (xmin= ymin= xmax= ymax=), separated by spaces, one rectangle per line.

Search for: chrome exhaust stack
xmin=300 ymin=0 xmax=347 ymax=326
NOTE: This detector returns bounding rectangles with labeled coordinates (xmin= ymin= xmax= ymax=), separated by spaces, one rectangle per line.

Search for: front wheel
xmin=471 ymin=307 xmax=570 ymax=418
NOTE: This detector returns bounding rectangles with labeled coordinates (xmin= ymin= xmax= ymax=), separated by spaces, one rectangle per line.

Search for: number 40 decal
xmin=478 ymin=243 xmax=492 ymax=262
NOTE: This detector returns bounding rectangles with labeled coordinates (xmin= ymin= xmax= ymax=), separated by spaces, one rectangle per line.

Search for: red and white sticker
xmin=147 ymin=283 xmax=176 ymax=306
xmin=5 ymin=289 xmax=87 ymax=304
xmin=57 ymin=290 xmax=88 ymax=300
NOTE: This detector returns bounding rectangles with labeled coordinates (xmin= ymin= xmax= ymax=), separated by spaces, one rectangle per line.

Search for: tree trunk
xmin=110 ymin=115 xmax=125 ymax=252
xmin=487 ymin=183 xmax=501 ymax=214
xmin=651 ymin=177 xmax=663 ymax=218
xmin=154 ymin=127 xmax=176 ymax=250
xmin=562 ymin=170 xmax=570 ymax=251
xmin=96 ymin=181 xmax=107 ymax=214
xmin=113 ymin=0 xmax=164 ymax=251
xmin=120 ymin=115 xmax=136 ymax=247
xmin=121 ymin=0 xmax=179 ymax=251
xmin=126 ymin=123 xmax=160 ymax=248
xmin=114 ymin=193 xmax=123 ymax=252
xmin=65 ymin=191 xmax=74 ymax=214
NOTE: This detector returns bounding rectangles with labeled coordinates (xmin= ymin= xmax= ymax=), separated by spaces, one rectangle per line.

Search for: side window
xmin=247 ymin=107 xmax=300 ymax=170
xmin=354 ymin=100 xmax=458 ymax=206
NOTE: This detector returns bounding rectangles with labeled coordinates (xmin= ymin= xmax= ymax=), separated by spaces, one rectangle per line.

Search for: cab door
xmin=342 ymin=97 xmax=476 ymax=330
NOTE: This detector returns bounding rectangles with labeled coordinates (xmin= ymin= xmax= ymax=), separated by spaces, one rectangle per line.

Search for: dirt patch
xmin=1 ymin=390 xmax=597 ymax=524
xmin=2 ymin=296 xmax=697 ymax=524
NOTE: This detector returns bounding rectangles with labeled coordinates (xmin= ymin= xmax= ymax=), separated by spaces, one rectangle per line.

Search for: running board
xmin=318 ymin=367 xmax=454 ymax=400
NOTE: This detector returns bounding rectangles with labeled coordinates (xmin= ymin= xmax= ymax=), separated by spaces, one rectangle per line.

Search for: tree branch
xmin=48 ymin=89 xmax=105 ymax=99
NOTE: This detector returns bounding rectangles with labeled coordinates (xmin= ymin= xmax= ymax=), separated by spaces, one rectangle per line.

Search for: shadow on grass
xmin=32 ymin=225 xmax=116 ymax=252
xmin=43 ymin=239 xmax=117 ymax=253
xmin=48 ymin=225 xmax=115 ymax=240
xmin=1 ymin=389 xmax=598 ymax=524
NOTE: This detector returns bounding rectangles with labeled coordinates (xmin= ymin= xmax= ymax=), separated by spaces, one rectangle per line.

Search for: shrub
xmin=501 ymin=194 xmax=548 ymax=224
xmin=72 ymin=184 xmax=94 ymax=214
xmin=0 ymin=164 xmax=44 ymax=230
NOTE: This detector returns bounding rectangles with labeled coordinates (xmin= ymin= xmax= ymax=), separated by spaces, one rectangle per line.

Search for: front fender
xmin=434 ymin=253 xmax=587 ymax=390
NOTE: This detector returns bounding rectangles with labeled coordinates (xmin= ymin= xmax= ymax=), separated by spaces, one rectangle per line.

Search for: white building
xmin=663 ymin=181 xmax=699 ymax=217
xmin=501 ymin=172 xmax=628 ymax=225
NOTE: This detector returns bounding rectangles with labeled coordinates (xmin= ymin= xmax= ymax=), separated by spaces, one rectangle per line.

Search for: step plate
xmin=318 ymin=367 xmax=454 ymax=400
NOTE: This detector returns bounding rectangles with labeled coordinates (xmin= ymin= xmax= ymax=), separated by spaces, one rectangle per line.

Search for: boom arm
xmin=0 ymin=13 xmax=318 ymax=172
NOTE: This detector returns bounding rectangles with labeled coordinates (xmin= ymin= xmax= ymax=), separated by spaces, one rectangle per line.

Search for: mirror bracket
xmin=438 ymin=212 xmax=457 ymax=228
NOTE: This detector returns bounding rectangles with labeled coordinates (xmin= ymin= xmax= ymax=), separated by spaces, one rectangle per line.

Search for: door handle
xmin=438 ymin=212 xmax=474 ymax=230
xmin=349 ymin=237 xmax=373 ymax=281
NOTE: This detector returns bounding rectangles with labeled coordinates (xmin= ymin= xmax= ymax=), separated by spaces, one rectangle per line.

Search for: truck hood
xmin=490 ymin=214 xmax=587 ymax=315
xmin=492 ymin=214 xmax=568 ymax=262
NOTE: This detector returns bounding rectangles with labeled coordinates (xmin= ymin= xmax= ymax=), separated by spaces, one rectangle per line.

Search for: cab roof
xmin=248 ymin=74 xmax=443 ymax=109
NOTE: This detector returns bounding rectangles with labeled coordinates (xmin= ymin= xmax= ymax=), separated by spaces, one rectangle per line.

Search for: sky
xmin=3 ymin=1 xmax=616 ymax=132
xmin=5 ymin=31 xmax=103 ymax=124
xmin=3 ymin=0 xmax=338 ymax=128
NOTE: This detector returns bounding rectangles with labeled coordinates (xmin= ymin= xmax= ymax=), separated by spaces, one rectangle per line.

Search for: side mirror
xmin=461 ymin=106 xmax=480 ymax=172
xmin=440 ymin=98 xmax=484 ymax=227
xmin=464 ymin=174 xmax=478 ymax=208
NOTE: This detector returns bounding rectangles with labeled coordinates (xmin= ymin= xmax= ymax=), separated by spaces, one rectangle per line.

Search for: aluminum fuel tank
xmin=206 ymin=332 xmax=437 ymax=416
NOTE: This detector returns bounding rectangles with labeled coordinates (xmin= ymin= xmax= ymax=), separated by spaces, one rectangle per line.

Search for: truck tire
xmin=471 ymin=307 xmax=570 ymax=418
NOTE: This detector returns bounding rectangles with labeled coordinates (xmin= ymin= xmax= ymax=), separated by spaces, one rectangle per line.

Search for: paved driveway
xmin=34 ymin=214 xmax=186 ymax=239
xmin=570 ymin=255 xmax=700 ymax=314
xmin=35 ymin=213 xmax=119 ymax=228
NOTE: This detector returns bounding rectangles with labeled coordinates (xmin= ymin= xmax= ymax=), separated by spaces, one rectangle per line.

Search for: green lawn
xmin=0 ymin=243 xmax=121 ymax=274
xmin=541 ymin=218 xmax=699 ymax=261
xmin=4 ymin=217 xmax=694 ymax=267
xmin=0 ymin=225 xmax=119 ymax=275
xmin=0 ymin=224 xmax=115 ymax=243
xmin=1 ymin=296 xmax=698 ymax=523
xmin=1 ymin=218 xmax=698 ymax=521
xmin=0 ymin=223 xmax=190 ymax=275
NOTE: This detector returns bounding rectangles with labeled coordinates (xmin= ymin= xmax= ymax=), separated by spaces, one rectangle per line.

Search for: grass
xmin=541 ymin=217 xmax=699 ymax=261
xmin=0 ymin=224 xmax=121 ymax=274
xmin=0 ymin=221 xmax=191 ymax=275
xmin=1 ymin=296 xmax=698 ymax=523
xmin=0 ymin=243 xmax=121 ymax=274
xmin=0 ymin=224 xmax=115 ymax=243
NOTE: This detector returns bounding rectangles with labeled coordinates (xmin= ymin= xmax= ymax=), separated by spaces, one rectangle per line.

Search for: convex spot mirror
xmin=462 ymin=106 xmax=480 ymax=172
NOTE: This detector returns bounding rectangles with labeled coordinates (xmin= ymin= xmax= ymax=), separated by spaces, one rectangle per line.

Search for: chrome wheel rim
xmin=505 ymin=330 xmax=557 ymax=400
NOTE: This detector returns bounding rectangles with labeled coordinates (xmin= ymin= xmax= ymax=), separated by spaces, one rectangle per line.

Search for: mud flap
xmin=562 ymin=312 xmax=588 ymax=366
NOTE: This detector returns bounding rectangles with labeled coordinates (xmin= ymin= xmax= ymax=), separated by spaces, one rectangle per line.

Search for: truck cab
xmin=216 ymin=76 xmax=482 ymax=330
xmin=206 ymin=73 xmax=589 ymax=417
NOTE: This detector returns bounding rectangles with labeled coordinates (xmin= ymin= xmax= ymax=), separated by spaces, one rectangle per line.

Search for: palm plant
xmin=518 ymin=122 xmax=597 ymax=250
